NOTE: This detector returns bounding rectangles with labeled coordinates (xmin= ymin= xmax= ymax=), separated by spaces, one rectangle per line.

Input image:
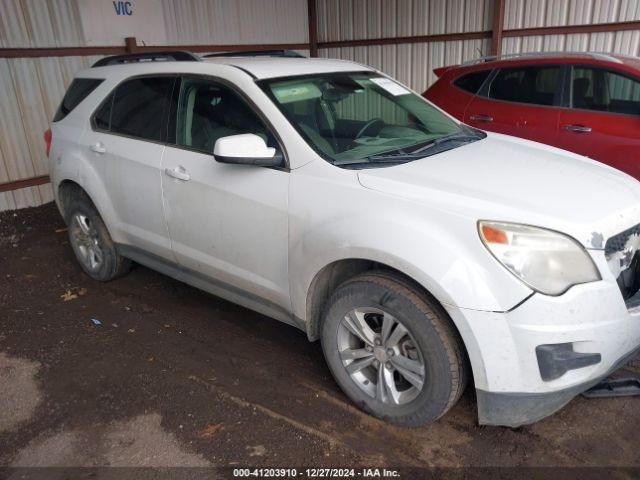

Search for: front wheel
xmin=321 ymin=271 xmax=467 ymax=426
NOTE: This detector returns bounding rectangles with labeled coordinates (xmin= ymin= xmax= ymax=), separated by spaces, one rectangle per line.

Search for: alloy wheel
xmin=70 ymin=213 xmax=104 ymax=272
xmin=337 ymin=307 xmax=426 ymax=405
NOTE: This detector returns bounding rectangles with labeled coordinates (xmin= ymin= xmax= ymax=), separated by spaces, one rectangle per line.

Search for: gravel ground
xmin=1 ymin=203 xmax=639 ymax=478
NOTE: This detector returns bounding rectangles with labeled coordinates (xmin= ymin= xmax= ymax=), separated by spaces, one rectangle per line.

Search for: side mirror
xmin=213 ymin=134 xmax=284 ymax=167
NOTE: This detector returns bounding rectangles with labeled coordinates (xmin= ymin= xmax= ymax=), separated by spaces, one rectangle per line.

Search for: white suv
xmin=48 ymin=51 xmax=640 ymax=427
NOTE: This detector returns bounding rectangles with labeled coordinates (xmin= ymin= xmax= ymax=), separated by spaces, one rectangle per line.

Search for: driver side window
xmin=173 ymin=78 xmax=275 ymax=153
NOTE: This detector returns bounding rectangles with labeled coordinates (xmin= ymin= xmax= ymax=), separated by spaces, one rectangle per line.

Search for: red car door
xmin=556 ymin=65 xmax=640 ymax=180
xmin=464 ymin=65 xmax=561 ymax=145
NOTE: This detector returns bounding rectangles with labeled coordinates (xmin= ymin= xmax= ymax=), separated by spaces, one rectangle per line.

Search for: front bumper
xmin=445 ymin=251 xmax=640 ymax=427
xmin=476 ymin=343 xmax=640 ymax=427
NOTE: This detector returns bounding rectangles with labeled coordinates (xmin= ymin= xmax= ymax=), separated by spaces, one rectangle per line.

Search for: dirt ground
xmin=1 ymin=203 xmax=639 ymax=476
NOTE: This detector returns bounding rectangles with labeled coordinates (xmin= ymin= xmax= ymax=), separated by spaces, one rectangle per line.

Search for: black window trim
xmin=89 ymin=72 xmax=290 ymax=172
xmin=91 ymin=90 xmax=115 ymax=132
xmin=557 ymin=64 xmax=570 ymax=108
xmin=561 ymin=63 xmax=640 ymax=118
xmin=451 ymin=68 xmax=494 ymax=96
xmin=485 ymin=63 xmax=565 ymax=109
xmin=478 ymin=69 xmax=498 ymax=97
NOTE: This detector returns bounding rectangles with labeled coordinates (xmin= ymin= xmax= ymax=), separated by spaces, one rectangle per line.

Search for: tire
xmin=65 ymin=195 xmax=131 ymax=281
xmin=321 ymin=270 xmax=467 ymax=427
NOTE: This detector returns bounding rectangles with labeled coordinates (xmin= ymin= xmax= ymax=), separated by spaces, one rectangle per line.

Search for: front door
xmin=160 ymin=77 xmax=291 ymax=315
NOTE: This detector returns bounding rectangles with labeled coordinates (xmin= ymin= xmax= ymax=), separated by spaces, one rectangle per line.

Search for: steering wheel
xmin=355 ymin=118 xmax=385 ymax=140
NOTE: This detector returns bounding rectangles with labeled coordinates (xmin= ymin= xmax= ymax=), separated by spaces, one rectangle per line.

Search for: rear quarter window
xmin=53 ymin=78 xmax=104 ymax=122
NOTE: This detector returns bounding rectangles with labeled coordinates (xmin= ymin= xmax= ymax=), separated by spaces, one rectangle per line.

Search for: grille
xmin=605 ymin=223 xmax=640 ymax=301
xmin=605 ymin=223 xmax=640 ymax=257
xmin=619 ymin=253 xmax=640 ymax=301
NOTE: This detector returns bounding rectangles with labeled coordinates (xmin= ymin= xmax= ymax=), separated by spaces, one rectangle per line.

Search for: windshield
xmin=260 ymin=72 xmax=474 ymax=166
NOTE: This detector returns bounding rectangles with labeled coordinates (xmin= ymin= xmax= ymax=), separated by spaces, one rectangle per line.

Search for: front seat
xmin=190 ymin=90 xmax=222 ymax=151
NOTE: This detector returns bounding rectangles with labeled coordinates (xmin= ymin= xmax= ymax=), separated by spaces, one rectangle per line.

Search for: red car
xmin=424 ymin=52 xmax=640 ymax=180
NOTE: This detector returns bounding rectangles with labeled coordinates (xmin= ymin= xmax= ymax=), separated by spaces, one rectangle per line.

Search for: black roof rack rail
xmin=92 ymin=51 xmax=201 ymax=68
xmin=203 ymin=49 xmax=305 ymax=59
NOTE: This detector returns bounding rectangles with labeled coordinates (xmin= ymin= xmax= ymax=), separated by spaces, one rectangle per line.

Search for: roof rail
xmin=92 ymin=51 xmax=201 ymax=68
xmin=203 ymin=49 xmax=305 ymax=59
xmin=462 ymin=51 xmax=622 ymax=66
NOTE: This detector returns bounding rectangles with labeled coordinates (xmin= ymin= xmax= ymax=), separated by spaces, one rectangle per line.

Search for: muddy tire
xmin=65 ymin=195 xmax=130 ymax=281
xmin=321 ymin=271 xmax=467 ymax=427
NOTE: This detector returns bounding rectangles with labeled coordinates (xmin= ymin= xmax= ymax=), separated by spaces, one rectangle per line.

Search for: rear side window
xmin=489 ymin=66 xmax=560 ymax=106
xmin=453 ymin=70 xmax=491 ymax=94
xmin=109 ymin=76 xmax=174 ymax=141
xmin=571 ymin=67 xmax=640 ymax=115
xmin=53 ymin=78 xmax=103 ymax=122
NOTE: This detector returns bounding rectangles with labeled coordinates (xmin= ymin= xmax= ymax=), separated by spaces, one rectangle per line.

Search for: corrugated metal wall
xmin=0 ymin=0 xmax=308 ymax=211
xmin=161 ymin=0 xmax=308 ymax=45
xmin=503 ymin=0 xmax=640 ymax=56
xmin=318 ymin=0 xmax=493 ymax=90
xmin=318 ymin=0 xmax=640 ymax=91
xmin=317 ymin=0 xmax=493 ymax=40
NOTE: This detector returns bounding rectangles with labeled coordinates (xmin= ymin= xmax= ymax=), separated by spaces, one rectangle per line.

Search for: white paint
xmin=78 ymin=0 xmax=166 ymax=46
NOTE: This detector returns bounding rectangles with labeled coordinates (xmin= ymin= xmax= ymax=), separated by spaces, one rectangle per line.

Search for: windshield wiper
xmin=334 ymin=152 xmax=426 ymax=166
xmin=333 ymin=128 xmax=486 ymax=167
xmin=409 ymin=130 xmax=482 ymax=154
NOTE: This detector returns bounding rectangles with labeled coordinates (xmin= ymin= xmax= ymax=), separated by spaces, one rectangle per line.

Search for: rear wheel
xmin=321 ymin=271 xmax=467 ymax=426
xmin=65 ymin=196 xmax=130 ymax=281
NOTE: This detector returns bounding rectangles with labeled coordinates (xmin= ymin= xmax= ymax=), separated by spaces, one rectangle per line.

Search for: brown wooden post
xmin=491 ymin=0 xmax=506 ymax=57
xmin=125 ymin=36 xmax=138 ymax=54
xmin=307 ymin=0 xmax=318 ymax=57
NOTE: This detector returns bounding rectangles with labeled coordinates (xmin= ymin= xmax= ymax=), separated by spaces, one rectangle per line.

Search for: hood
xmin=357 ymin=133 xmax=640 ymax=249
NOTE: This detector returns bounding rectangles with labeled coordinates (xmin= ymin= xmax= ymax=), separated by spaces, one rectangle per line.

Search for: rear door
xmin=85 ymin=75 xmax=176 ymax=259
xmin=465 ymin=64 xmax=562 ymax=144
xmin=556 ymin=65 xmax=640 ymax=180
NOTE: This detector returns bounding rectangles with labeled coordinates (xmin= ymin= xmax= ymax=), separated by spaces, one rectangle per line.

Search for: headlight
xmin=478 ymin=221 xmax=601 ymax=296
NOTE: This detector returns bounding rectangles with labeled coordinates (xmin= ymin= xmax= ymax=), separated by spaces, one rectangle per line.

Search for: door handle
xmin=164 ymin=166 xmax=191 ymax=181
xmin=89 ymin=142 xmax=106 ymax=154
xmin=562 ymin=124 xmax=592 ymax=133
xmin=469 ymin=114 xmax=493 ymax=123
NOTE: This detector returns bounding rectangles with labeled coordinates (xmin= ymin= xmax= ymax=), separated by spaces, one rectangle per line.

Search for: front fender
xmin=289 ymin=210 xmax=533 ymax=322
